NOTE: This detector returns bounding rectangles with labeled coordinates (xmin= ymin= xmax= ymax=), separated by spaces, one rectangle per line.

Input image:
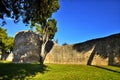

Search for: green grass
xmin=0 ymin=61 xmax=120 ymax=80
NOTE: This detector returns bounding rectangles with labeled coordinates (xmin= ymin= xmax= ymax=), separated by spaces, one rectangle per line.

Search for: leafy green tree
xmin=0 ymin=0 xmax=59 ymax=25
xmin=35 ymin=19 xmax=57 ymax=64
xmin=0 ymin=0 xmax=59 ymax=64
xmin=0 ymin=27 xmax=7 ymax=55
xmin=4 ymin=37 xmax=14 ymax=52
xmin=29 ymin=0 xmax=59 ymax=64
xmin=0 ymin=27 xmax=13 ymax=60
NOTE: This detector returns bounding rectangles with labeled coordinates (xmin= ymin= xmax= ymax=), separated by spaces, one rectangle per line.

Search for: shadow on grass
xmin=92 ymin=65 xmax=120 ymax=74
xmin=0 ymin=63 xmax=48 ymax=80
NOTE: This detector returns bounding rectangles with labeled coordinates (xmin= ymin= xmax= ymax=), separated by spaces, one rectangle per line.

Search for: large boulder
xmin=12 ymin=31 xmax=41 ymax=63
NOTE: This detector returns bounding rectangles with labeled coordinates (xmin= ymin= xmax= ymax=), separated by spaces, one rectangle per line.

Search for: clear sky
xmin=1 ymin=0 xmax=120 ymax=45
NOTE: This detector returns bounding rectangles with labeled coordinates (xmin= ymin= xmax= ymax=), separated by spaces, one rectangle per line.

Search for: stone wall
xmin=45 ymin=33 xmax=120 ymax=66
xmin=12 ymin=31 xmax=120 ymax=65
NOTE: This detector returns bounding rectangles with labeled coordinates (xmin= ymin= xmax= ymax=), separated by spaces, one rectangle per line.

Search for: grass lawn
xmin=0 ymin=61 xmax=120 ymax=80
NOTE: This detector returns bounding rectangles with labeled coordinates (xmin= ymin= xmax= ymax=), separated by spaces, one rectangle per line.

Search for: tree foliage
xmin=0 ymin=27 xmax=13 ymax=55
xmin=0 ymin=0 xmax=59 ymax=25
xmin=47 ymin=19 xmax=57 ymax=39
xmin=0 ymin=27 xmax=7 ymax=54
xmin=36 ymin=19 xmax=57 ymax=39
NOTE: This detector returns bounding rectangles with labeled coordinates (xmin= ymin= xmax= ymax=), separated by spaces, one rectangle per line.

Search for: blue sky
xmin=1 ymin=0 xmax=120 ymax=45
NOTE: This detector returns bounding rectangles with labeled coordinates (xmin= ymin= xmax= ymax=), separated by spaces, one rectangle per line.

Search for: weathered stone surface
xmin=45 ymin=33 xmax=120 ymax=66
xmin=12 ymin=31 xmax=41 ymax=63
xmin=6 ymin=53 xmax=13 ymax=61
xmin=12 ymin=31 xmax=120 ymax=65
